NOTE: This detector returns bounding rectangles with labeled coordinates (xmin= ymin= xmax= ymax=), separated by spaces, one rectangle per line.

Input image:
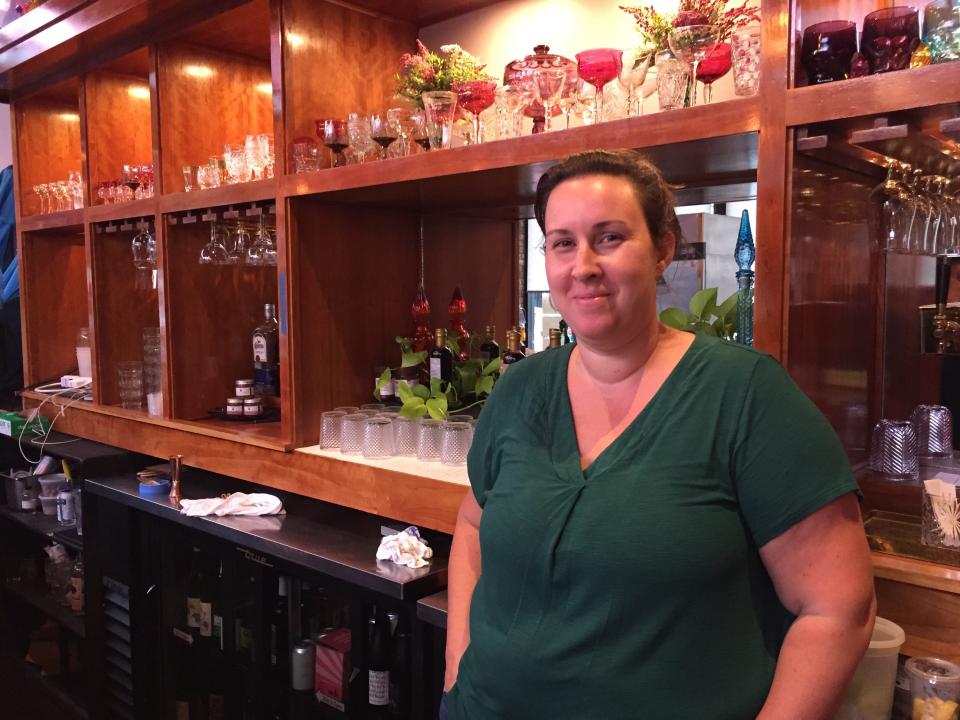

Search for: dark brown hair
xmin=534 ymin=149 xmax=682 ymax=249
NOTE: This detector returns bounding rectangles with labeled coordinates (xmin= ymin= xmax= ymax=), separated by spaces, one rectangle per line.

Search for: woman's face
xmin=544 ymin=174 xmax=674 ymax=348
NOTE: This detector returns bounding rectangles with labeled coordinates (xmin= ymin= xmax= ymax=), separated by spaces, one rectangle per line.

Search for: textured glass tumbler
xmin=334 ymin=406 xmax=359 ymax=414
xmin=656 ymin=58 xmax=689 ymax=111
xmin=417 ymin=419 xmax=445 ymax=461
xmin=361 ymin=403 xmax=386 ymax=411
xmin=393 ymin=416 xmax=419 ymax=456
xmin=911 ymin=404 xmax=954 ymax=459
xmin=319 ymin=410 xmax=346 ymax=449
xmin=731 ymin=27 xmax=761 ymax=96
xmin=869 ymin=419 xmax=919 ymax=480
xmin=440 ymin=422 xmax=472 ymax=466
xmin=363 ymin=417 xmax=395 ymax=459
xmin=447 ymin=414 xmax=475 ymax=426
xmin=117 ymin=360 xmax=144 ymax=409
xmin=339 ymin=413 xmax=367 ymax=455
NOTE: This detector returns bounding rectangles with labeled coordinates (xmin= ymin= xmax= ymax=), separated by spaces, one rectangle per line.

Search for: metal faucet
xmin=168 ymin=454 xmax=183 ymax=505
xmin=931 ymin=255 xmax=960 ymax=354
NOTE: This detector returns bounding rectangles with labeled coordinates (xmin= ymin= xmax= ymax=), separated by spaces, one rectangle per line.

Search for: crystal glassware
xmin=861 ymin=6 xmax=920 ymax=73
xmin=416 ymin=418 xmax=445 ymax=461
xmin=576 ymin=48 xmax=622 ymax=122
xmin=531 ymin=68 xmax=565 ymax=131
xmin=291 ymin=138 xmax=319 ymax=173
xmin=696 ymin=41 xmax=731 ymax=104
xmin=227 ymin=221 xmax=251 ymax=264
xmin=800 ymin=20 xmax=858 ymax=84
xmin=68 ymin=170 xmax=83 ymax=209
xmin=199 ymin=222 xmax=231 ymax=265
xmin=668 ymin=25 xmax=720 ymax=107
xmin=318 ymin=118 xmax=349 ymax=168
xmin=410 ymin=113 xmax=431 ymax=152
xmin=639 ymin=65 xmax=659 ymax=114
xmin=905 ymin=168 xmax=934 ymax=254
xmin=393 ymin=415 xmax=419 ymax=456
xmin=33 ymin=183 xmax=47 ymax=214
xmin=731 ymin=26 xmax=762 ymax=96
xmin=924 ymin=0 xmax=960 ymax=63
xmin=259 ymin=134 xmax=275 ymax=178
xmin=455 ymin=79 xmax=497 ymax=144
xmin=495 ymin=84 xmax=529 ymax=137
xmin=117 ymin=360 xmax=144 ymax=410
xmin=504 ymin=45 xmax=576 ymax=135
xmin=182 ymin=165 xmax=197 ymax=192
xmin=656 ymin=56 xmax=690 ymax=111
xmin=246 ymin=214 xmax=277 ymax=267
xmin=363 ymin=417 xmax=395 ymax=459
xmin=131 ymin=224 xmax=156 ymax=270
xmin=333 ymin=406 xmax=359 ymax=414
xmin=346 ymin=113 xmax=375 ymax=164
xmin=440 ymin=422 xmax=472 ymax=466
xmin=244 ymin=134 xmax=267 ymax=180
xmin=319 ymin=410 xmax=346 ymax=448
xmin=870 ymin=161 xmax=913 ymax=253
xmin=369 ymin=113 xmax=398 ymax=159
xmin=339 ymin=413 xmax=367 ymax=454
xmin=618 ymin=49 xmax=651 ymax=117
xmin=869 ymin=419 xmax=919 ymax=480
xmin=421 ymin=91 xmax=458 ymax=150
xmin=911 ymin=404 xmax=954 ymax=458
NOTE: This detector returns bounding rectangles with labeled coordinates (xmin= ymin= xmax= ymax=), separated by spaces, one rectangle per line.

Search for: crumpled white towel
xmin=376 ymin=526 xmax=433 ymax=568
xmin=179 ymin=492 xmax=285 ymax=517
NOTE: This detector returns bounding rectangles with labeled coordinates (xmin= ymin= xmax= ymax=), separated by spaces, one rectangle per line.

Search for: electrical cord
xmin=17 ymin=379 xmax=91 ymax=465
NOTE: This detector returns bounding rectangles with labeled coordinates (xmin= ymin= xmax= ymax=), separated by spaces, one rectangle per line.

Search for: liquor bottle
xmin=479 ymin=325 xmax=499 ymax=366
xmin=500 ymin=330 xmax=524 ymax=372
xmin=253 ymin=303 xmax=280 ymax=396
xmin=186 ymin=547 xmax=202 ymax=632
xmin=368 ymin=606 xmax=391 ymax=713
xmin=429 ymin=328 xmax=453 ymax=383
xmin=559 ymin=319 xmax=571 ymax=345
xmin=269 ymin=576 xmax=290 ymax=720
xmin=548 ymin=328 xmax=561 ymax=349
xmin=517 ymin=303 xmax=528 ymax=352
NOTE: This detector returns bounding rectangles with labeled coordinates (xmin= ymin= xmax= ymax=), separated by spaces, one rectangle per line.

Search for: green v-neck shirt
xmin=447 ymin=333 xmax=858 ymax=720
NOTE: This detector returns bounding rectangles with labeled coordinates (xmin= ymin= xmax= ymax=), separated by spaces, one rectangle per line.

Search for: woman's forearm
xmin=757 ymin=602 xmax=876 ymax=720
xmin=444 ymin=493 xmax=483 ymax=691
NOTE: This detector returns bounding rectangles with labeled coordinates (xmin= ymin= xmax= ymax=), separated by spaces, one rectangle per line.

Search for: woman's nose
xmin=571 ymin=243 xmax=600 ymax=280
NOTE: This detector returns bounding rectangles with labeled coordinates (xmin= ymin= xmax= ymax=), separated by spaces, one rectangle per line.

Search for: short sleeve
xmin=731 ymin=354 xmax=859 ymax=547
xmin=466 ymin=364 xmax=516 ymax=508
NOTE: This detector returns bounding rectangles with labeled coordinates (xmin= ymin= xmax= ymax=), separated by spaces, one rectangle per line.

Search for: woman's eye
xmin=598 ymin=233 xmax=622 ymax=244
xmin=550 ymin=239 xmax=574 ymax=250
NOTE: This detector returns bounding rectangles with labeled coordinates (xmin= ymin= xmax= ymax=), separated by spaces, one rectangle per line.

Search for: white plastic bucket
xmin=834 ymin=616 xmax=906 ymax=720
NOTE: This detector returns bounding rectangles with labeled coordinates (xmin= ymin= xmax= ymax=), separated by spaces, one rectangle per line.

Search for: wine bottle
xmin=253 ymin=303 xmax=280 ymax=396
xmin=548 ymin=328 xmax=561 ymax=349
xmin=429 ymin=328 xmax=453 ymax=382
xmin=500 ymin=330 xmax=524 ymax=372
xmin=479 ymin=325 xmax=499 ymax=365
xmin=368 ymin=606 xmax=391 ymax=712
xmin=186 ymin=547 xmax=202 ymax=632
xmin=389 ymin=618 xmax=409 ymax=717
xmin=269 ymin=576 xmax=290 ymax=720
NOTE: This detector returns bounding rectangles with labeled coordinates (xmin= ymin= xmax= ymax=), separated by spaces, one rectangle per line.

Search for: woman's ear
xmin=657 ymin=231 xmax=676 ymax=272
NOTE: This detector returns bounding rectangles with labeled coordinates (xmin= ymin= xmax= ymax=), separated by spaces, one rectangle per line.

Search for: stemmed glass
xmin=870 ymin=161 xmax=913 ymax=253
xmin=199 ymin=222 xmax=231 ymax=265
xmin=668 ymin=25 xmax=721 ymax=107
xmin=386 ymin=107 xmax=413 ymax=157
xmin=455 ymin=79 xmax=497 ymax=144
xmin=67 ymin=170 xmax=83 ymax=209
xmin=410 ymin=113 xmax=431 ymax=152
xmin=54 ymin=181 xmax=69 ymax=211
xmin=558 ymin=80 xmax=583 ymax=129
xmin=369 ymin=113 xmax=398 ymax=159
xmin=33 ymin=183 xmax=47 ymax=214
xmin=696 ymin=43 xmax=732 ymax=104
xmin=131 ymin=224 xmax=156 ymax=269
xmin=531 ymin=68 xmax=566 ymax=131
xmin=228 ymin=221 xmax=251 ymax=264
xmin=258 ymin=134 xmax=275 ymax=178
xmin=246 ymin=215 xmax=277 ymax=266
xmin=639 ymin=65 xmax=659 ymax=115
xmin=319 ymin=119 xmax=349 ymax=167
xmin=618 ymin=49 xmax=652 ymax=117
xmin=495 ymin=85 xmax=529 ymax=137
xmin=575 ymin=48 xmax=623 ymax=123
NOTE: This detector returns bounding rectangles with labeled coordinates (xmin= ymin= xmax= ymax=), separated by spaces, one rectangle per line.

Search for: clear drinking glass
xmin=532 ymin=69 xmax=566 ymax=131
xmin=339 ymin=413 xmax=367 ymax=454
xmin=131 ymin=225 xmax=156 ymax=269
xmin=421 ymin=91 xmax=458 ymax=150
xmin=416 ymin=418 xmax=445 ymax=461
xmin=117 ymin=360 xmax=144 ymax=409
xmin=657 ymin=56 xmax=690 ymax=111
xmin=363 ymin=417 xmax=395 ymax=459
xmin=869 ymin=419 xmax=919 ymax=480
xmin=244 ymin=134 xmax=267 ymax=180
xmin=142 ymin=328 xmax=162 ymax=417
xmin=291 ymin=139 xmax=320 ymax=173
xmin=333 ymin=406 xmax=359 ymax=414
xmin=227 ymin=221 xmax=251 ymax=264
xmin=182 ymin=165 xmax=197 ymax=192
xmin=440 ymin=422 xmax=472 ymax=466
xmin=618 ymin=49 xmax=652 ymax=117
xmin=199 ymin=223 xmax=231 ymax=265
xmin=731 ymin=26 xmax=762 ymax=96
xmin=347 ymin=113 xmax=375 ymax=164
xmin=319 ymin=410 xmax=347 ymax=448
xmin=393 ymin=415 xmax=419 ymax=456
xmin=496 ymin=84 xmax=529 ymax=137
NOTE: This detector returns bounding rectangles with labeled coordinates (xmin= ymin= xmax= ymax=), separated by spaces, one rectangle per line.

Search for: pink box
xmin=315 ymin=627 xmax=352 ymax=711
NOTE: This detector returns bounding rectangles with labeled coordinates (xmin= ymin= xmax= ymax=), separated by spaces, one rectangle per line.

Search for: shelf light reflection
xmin=256 ymin=82 xmax=273 ymax=96
xmin=58 ymin=113 xmax=80 ymax=123
xmin=286 ymin=31 xmax=306 ymax=49
xmin=128 ymin=85 xmax=151 ymax=101
xmin=183 ymin=64 xmax=215 ymax=79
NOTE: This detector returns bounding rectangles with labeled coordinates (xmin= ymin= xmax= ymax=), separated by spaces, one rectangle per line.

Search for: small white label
xmin=187 ymin=597 xmax=201 ymax=628
xmin=368 ymin=670 xmax=390 ymax=706
xmin=200 ymin=601 xmax=212 ymax=637
xmin=173 ymin=627 xmax=194 ymax=645
xmin=429 ymin=357 xmax=442 ymax=379
xmin=235 ymin=385 xmax=254 ymax=397
xmin=253 ymin=334 xmax=267 ymax=362
xmin=0 ymin=418 xmax=11 ymax=436
xmin=316 ymin=692 xmax=346 ymax=712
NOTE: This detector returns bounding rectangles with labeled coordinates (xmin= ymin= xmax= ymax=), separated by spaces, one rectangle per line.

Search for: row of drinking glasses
xmin=96 ymin=164 xmax=155 ymax=205
xmin=183 ymin=134 xmax=275 ymax=192
xmin=872 ymin=162 xmax=960 ymax=255
xmin=801 ymin=1 xmax=960 ymax=86
xmin=198 ymin=216 xmax=277 ymax=266
xmin=33 ymin=172 xmax=83 ymax=214
xmin=319 ymin=405 xmax=474 ymax=465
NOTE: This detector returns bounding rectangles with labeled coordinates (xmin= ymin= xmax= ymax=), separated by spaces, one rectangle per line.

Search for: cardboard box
xmin=315 ymin=627 xmax=352 ymax=712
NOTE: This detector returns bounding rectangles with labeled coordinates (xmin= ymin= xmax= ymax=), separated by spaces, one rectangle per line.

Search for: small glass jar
xmin=243 ymin=397 xmax=263 ymax=417
xmin=235 ymin=379 xmax=255 ymax=397
xmin=226 ymin=397 xmax=245 ymax=416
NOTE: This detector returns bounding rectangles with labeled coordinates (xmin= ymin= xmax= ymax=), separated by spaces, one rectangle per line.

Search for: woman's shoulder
xmin=689 ymin=333 xmax=773 ymax=375
xmin=481 ymin=344 xmax=570 ymax=412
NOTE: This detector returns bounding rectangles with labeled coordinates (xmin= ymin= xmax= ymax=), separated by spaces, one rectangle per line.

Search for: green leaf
xmin=401 ymin=351 xmax=427 ymax=368
xmin=412 ymin=382 xmax=430 ymax=400
xmin=395 ymin=336 xmax=414 ymax=354
xmin=481 ymin=358 xmax=500 ymax=376
xmin=430 ymin=377 xmax=444 ymax=397
xmin=400 ymin=397 xmax=427 ymax=419
xmin=426 ymin=395 xmax=448 ymax=419
xmin=459 ymin=358 xmax=483 ymax=375
xmin=397 ymin=380 xmax=414 ymax=403
xmin=460 ymin=368 xmax=477 ymax=396
xmin=659 ymin=307 xmax=689 ymax=330
xmin=476 ymin=375 xmax=494 ymax=397
xmin=694 ymin=320 xmax=718 ymax=336
xmin=374 ymin=367 xmax=392 ymax=401
xmin=689 ymin=287 xmax=717 ymax=320
xmin=446 ymin=336 xmax=461 ymax=358
xmin=717 ymin=291 xmax=738 ymax=322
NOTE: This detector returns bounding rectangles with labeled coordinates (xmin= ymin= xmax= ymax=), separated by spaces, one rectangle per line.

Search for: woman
xmin=442 ymin=150 xmax=876 ymax=719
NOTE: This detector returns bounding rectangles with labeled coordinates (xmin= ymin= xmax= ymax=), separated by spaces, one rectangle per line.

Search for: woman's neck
xmin=574 ymin=322 xmax=674 ymax=386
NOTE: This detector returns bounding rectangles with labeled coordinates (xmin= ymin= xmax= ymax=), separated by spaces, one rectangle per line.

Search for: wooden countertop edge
xmin=872 ymin=551 xmax=960 ymax=594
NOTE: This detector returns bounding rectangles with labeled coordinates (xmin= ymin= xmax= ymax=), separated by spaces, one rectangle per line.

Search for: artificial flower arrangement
xmin=396 ymin=40 xmax=491 ymax=107
xmin=619 ymin=0 xmax=761 ymax=57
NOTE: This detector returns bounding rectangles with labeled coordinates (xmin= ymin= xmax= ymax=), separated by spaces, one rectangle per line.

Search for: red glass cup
xmin=800 ymin=20 xmax=858 ymax=84
xmin=454 ymin=79 xmax=497 ymax=144
xmin=696 ymin=42 xmax=732 ymax=103
xmin=316 ymin=118 xmax=348 ymax=168
xmin=861 ymin=6 xmax=920 ymax=73
xmin=576 ymin=48 xmax=623 ymax=122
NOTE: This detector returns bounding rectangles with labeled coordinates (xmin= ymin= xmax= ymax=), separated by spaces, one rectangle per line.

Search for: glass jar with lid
xmin=242 ymin=397 xmax=263 ymax=417
xmin=226 ymin=397 xmax=245 ymax=417
xmin=504 ymin=45 xmax=577 ymax=134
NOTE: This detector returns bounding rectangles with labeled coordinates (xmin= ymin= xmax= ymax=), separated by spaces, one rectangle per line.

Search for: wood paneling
xmin=90 ymin=225 xmax=160 ymax=406
xmin=156 ymin=42 xmax=272 ymax=192
xmin=13 ymin=94 xmax=82 ymax=216
xmin=164 ymin=217 xmax=278 ymax=420
xmin=289 ymin=199 xmax=419 ymax=445
xmin=83 ymin=71 xmax=152 ymax=196
xmin=282 ymin=0 xmax=416 ymax=163
xmin=19 ymin=229 xmax=89 ymax=386
xmin=170 ymin=0 xmax=271 ymax=61
xmin=423 ymin=215 xmax=518 ymax=347
xmin=328 ymin=0 xmax=507 ymax=27
xmin=875 ymin=577 xmax=960 ymax=662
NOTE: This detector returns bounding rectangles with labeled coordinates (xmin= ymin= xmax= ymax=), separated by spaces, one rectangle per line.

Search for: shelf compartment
xmin=163 ymin=207 xmax=281 ymax=428
xmin=12 ymin=78 xmax=82 ymax=218
xmin=4 ymin=578 xmax=86 ymax=638
xmin=283 ymin=98 xmax=760 ymax=210
xmin=158 ymin=177 xmax=277 ymax=214
xmin=82 ymin=49 xmax=153 ymax=207
xmin=90 ymin=219 xmax=162 ymax=410
xmin=281 ymin=0 xmax=415 ymax=174
xmin=19 ymin=225 xmax=90 ymax=388
xmin=18 ymin=207 xmax=85 ymax=231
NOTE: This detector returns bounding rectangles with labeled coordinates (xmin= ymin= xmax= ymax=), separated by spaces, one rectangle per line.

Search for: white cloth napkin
xmin=376 ymin=526 xmax=433 ymax=569
xmin=179 ymin=492 xmax=285 ymax=517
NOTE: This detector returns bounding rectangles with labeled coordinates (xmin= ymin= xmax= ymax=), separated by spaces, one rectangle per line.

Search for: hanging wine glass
xmin=668 ymin=25 xmax=721 ymax=107
xmin=131 ymin=224 xmax=155 ymax=269
xmin=199 ymin=222 xmax=231 ymax=265
xmin=870 ymin=161 xmax=913 ymax=253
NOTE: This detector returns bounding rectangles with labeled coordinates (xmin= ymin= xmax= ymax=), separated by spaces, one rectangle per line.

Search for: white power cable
xmin=18 ymin=379 xmax=91 ymax=465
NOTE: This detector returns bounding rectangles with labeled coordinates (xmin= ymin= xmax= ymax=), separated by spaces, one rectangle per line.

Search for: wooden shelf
xmin=4 ymin=578 xmax=86 ymax=638
xmin=19 ymin=208 xmax=85 ymax=232
xmin=159 ymin=179 xmax=279 ymax=215
xmin=342 ymin=0 xmax=508 ymax=26
xmin=86 ymin=198 xmax=158 ymax=225
xmin=787 ymin=63 xmax=960 ymax=127
xmin=284 ymin=97 xmax=761 ymax=211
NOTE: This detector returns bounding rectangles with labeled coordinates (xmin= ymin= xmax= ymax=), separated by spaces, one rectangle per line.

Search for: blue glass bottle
xmin=734 ymin=210 xmax=755 ymax=346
